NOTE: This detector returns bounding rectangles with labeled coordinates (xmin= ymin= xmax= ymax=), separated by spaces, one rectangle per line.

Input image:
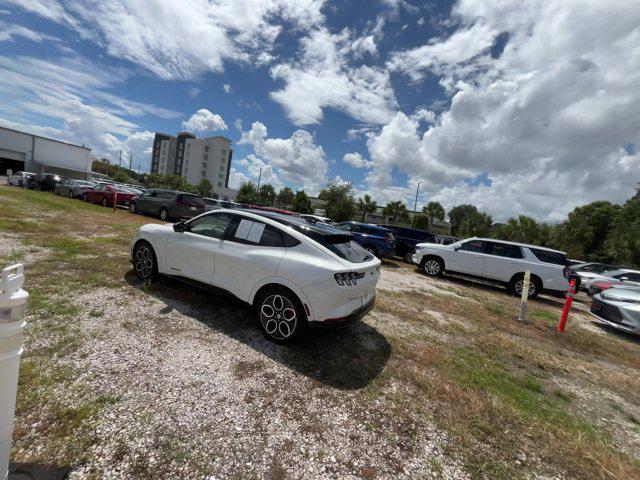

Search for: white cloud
xmin=239 ymin=120 xmax=327 ymax=186
xmin=269 ymin=27 xmax=397 ymax=125
xmin=7 ymin=0 xmax=326 ymax=80
xmin=0 ymin=22 xmax=58 ymax=42
xmin=222 ymin=83 xmax=232 ymax=93
xmin=182 ymin=108 xmax=228 ymax=133
xmin=0 ymin=54 xmax=180 ymax=171
xmin=362 ymin=0 xmax=640 ymax=221
xmin=342 ymin=152 xmax=371 ymax=169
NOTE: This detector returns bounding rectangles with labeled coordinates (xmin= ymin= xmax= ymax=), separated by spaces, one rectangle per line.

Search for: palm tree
xmin=422 ymin=201 xmax=445 ymax=227
xmin=358 ymin=194 xmax=377 ymax=222
xmin=383 ymin=200 xmax=409 ymax=224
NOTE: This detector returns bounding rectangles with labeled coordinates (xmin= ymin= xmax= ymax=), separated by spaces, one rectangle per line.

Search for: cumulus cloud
xmin=7 ymin=0 xmax=326 ymax=80
xmin=364 ymin=0 xmax=640 ymax=221
xmin=269 ymin=27 xmax=398 ymax=125
xmin=239 ymin=121 xmax=328 ymax=186
xmin=342 ymin=152 xmax=371 ymax=169
xmin=182 ymin=108 xmax=228 ymax=133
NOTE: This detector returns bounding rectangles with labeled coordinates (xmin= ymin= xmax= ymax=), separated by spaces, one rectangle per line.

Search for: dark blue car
xmin=335 ymin=221 xmax=396 ymax=258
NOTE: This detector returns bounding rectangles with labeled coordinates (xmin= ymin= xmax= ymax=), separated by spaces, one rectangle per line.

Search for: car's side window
xmin=622 ymin=273 xmax=640 ymax=282
xmin=459 ymin=240 xmax=484 ymax=252
xmin=484 ymin=242 xmax=523 ymax=258
xmin=336 ymin=224 xmax=352 ymax=231
xmin=188 ymin=213 xmax=233 ymax=239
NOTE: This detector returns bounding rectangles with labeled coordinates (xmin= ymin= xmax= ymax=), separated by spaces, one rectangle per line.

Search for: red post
xmin=558 ymin=278 xmax=576 ymax=332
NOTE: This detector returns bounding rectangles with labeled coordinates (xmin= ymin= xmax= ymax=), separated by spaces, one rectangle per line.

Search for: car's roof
xmin=236 ymin=208 xmax=350 ymax=237
xmin=471 ymin=237 xmax=566 ymax=254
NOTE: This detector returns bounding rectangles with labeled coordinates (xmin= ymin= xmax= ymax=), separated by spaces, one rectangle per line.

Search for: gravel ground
xmin=50 ymin=270 xmax=470 ymax=480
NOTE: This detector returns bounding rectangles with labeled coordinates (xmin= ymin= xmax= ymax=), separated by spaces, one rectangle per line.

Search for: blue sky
xmin=1 ymin=0 xmax=639 ymax=221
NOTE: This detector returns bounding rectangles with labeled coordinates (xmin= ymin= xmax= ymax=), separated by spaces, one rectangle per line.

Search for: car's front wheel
xmin=421 ymin=256 xmax=444 ymax=276
xmin=256 ymin=288 xmax=306 ymax=344
xmin=83 ymin=193 xmax=89 ymax=202
xmin=129 ymin=202 xmax=137 ymax=214
xmin=404 ymin=251 xmax=414 ymax=263
xmin=509 ymin=274 xmax=541 ymax=299
xmin=68 ymin=190 xmax=74 ymax=198
xmin=159 ymin=208 xmax=168 ymax=221
xmin=101 ymin=197 xmax=108 ymax=207
xmin=133 ymin=241 xmax=157 ymax=280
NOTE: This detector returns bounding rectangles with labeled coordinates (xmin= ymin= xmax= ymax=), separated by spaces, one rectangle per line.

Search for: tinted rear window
xmin=178 ymin=194 xmax=204 ymax=206
xmin=325 ymin=240 xmax=372 ymax=263
xmin=530 ymin=248 xmax=568 ymax=265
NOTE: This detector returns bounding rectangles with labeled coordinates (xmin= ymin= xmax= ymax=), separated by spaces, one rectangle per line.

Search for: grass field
xmin=1 ymin=184 xmax=639 ymax=479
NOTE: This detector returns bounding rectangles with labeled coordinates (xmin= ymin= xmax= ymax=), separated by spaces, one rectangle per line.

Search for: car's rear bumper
xmin=308 ymin=297 xmax=375 ymax=330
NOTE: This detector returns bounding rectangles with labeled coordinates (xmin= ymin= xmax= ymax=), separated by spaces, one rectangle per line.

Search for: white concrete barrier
xmin=0 ymin=264 xmax=28 ymax=480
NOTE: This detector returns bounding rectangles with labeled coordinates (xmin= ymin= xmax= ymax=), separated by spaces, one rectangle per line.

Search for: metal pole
xmin=518 ymin=270 xmax=531 ymax=322
xmin=255 ymin=167 xmax=262 ymax=204
xmin=0 ymin=264 xmax=29 ymax=479
xmin=412 ymin=180 xmax=421 ymax=227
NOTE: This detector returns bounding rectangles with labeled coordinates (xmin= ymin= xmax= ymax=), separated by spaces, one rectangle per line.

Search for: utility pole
xmin=129 ymin=153 xmax=133 ymax=171
xmin=412 ymin=180 xmax=422 ymax=226
xmin=118 ymin=150 xmax=122 ymax=168
xmin=137 ymin=164 xmax=141 ymax=183
xmin=255 ymin=166 xmax=263 ymax=204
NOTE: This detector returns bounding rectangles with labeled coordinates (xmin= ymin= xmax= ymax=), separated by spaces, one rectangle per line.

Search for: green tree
xmin=448 ymin=204 xmax=478 ymax=236
xmin=258 ymin=184 xmax=276 ymax=206
xmin=318 ymin=180 xmax=356 ymax=222
xmin=550 ymin=201 xmax=621 ymax=259
xmin=383 ymin=200 xmax=410 ymax=224
xmin=412 ymin=213 xmax=430 ymax=231
xmin=457 ymin=210 xmax=493 ymax=237
xmin=292 ymin=190 xmax=314 ymax=214
xmin=495 ymin=215 xmax=544 ymax=244
xmin=276 ymin=187 xmax=295 ymax=209
xmin=113 ymin=171 xmax=129 ymax=183
xmin=196 ymin=179 xmax=212 ymax=197
xmin=605 ymin=197 xmax=640 ymax=266
xmin=357 ymin=194 xmax=377 ymax=222
xmin=422 ymin=201 xmax=445 ymax=226
xmin=236 ymin=182 xmax=258 ymax=204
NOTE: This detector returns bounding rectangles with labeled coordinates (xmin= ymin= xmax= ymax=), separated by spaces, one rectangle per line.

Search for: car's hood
xmin=415 ymin=242 xmax=451 ymax=250
xmin=140 ymin=223 xmax=174 ymax=233
xmin=601 ymin=287 xmax=640 ymax=302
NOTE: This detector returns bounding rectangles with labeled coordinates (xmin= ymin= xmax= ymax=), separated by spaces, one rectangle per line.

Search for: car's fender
xmin=248 ymin=276 xmax=315 ymax=321
xmin=131 ymin=230 xmax=170 ymax=274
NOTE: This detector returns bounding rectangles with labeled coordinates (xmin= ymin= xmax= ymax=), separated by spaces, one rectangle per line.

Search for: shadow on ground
xmin=124 ymin=271 xmax=391 ymax=390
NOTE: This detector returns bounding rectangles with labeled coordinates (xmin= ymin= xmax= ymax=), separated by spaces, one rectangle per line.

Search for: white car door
xmin=481 ymin=241 xmax=525 ymax=282
xmin=447 ymin=239 xmax=486 ymax=275
xmin=212 ymin=215 xmax=287 ymax=301
xmin=165 ymin=212 xmax=234 ymax=284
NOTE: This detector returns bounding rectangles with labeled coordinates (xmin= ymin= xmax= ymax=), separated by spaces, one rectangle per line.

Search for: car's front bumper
xmin=308 ymin=297 xmax=375 ymax=330
xmin=590 ymin=297 xmax=640 ymax=334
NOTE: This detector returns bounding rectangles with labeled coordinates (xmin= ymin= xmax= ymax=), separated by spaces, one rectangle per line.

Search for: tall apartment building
xmin=151 ymin=131 xmax=234 ymax=199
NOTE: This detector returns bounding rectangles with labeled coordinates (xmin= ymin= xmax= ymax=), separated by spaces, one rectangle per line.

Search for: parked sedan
xmin=384 ymin=225 xmax=437 ymax=263
xmin=589 ymin=280 xmax=640 ymax=296
xmin=84 ymin=184 xmax=137 ymax=207
xmin=8 ymin=171 xmax=36 ymax=187
xmin=582 ymin=269 xmax=640 ymax=292
xmin=54 ymin=179 xmax=96 ymax=198
xmin=334 ymin=221 xmax=396 ymax=258
xmin=28 ymin=173 xmax=62 ymax=191
xmin=590 ymin=288 xmax=640 ymax=335
xmin=570 ymin=262 xmax=618 ymax=291
xmin=128 ymin=189 xmax=205 ymax=221
xmin=130 ymin=209 xmax=380 ymax=343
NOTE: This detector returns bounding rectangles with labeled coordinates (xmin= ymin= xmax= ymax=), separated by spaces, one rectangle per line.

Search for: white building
xmin=0 ymin=126 xmax=92 ymax=178
xmin=151 ymin=131 xmax=234 ymax=199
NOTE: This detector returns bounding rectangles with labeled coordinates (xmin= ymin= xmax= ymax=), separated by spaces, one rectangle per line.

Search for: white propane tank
xmin=0 ymin=264 xmax=28 ymax=480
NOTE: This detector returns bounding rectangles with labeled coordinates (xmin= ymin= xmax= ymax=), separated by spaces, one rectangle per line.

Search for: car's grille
xmin=591 ymin=299 xmax=623 ymax=323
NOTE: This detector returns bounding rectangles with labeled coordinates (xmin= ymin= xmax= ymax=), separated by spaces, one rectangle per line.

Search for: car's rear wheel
xmin=256 ymin=288 xmax=306 ymax=344
xmin=421 ymin=256 xmax=444 ymax=276
xmin=83 ymin=193 xmax=89 ymax=202
xmin=68 ymin=190 xmax=74 ymax=198
xmin=129 ymin=202 xmax=137 ymax=214
xmin=133 ymin=241 xmax=157 ymax=280
xmin=509 ymin=274 xmax=541 ymax=299
xmin=404 ymin=251 xmax=414 ymax=263
xmin=54 ymin=188 xmax=60 ymax=195
xmin=159 ymin=208 xmax=168 ymax=221
xmin=101 ymin=197 xmax=108 ymax=207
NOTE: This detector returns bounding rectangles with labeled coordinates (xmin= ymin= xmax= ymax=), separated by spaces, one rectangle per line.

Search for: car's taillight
xmin=334 ymin=272 xmax=366 ymax=286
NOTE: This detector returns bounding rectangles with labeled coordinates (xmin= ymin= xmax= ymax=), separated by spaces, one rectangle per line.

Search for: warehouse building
xmin=151 ymin=131 xmax=234 ymax=200
xmin=0 ymin=126 xmax=93 ymax=179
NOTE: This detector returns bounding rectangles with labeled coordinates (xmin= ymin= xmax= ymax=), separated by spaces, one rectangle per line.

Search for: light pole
xmin=255 ymin=167 xmax=263 ymax=204
xmin=412 ymin=180 xmax=422 ymax=226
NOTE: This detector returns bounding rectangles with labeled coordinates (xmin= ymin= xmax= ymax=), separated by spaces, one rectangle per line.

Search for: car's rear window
xmin=530 ymin=248 xmax=568 ymax=265
xmin=178 ymin=194 xmax=205 ymax=206
xmin=325 ymin=239 xmax=372 ymax=263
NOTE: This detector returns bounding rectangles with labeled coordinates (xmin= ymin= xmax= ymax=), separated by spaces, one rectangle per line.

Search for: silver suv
xmin=129 ymin=189 xmax=205 ymax=221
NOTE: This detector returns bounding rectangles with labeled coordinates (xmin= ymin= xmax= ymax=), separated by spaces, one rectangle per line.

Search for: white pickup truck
xmin=412 ymin=237 xmax=570 ymax=298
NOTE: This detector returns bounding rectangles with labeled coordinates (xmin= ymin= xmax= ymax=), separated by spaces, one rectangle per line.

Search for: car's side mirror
xmin=173 ymin=221 xmax=186 ymax=233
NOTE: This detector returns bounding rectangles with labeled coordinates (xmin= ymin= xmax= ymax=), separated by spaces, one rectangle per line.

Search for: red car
xmin=83 ymin=184 xmax=137 ymax=207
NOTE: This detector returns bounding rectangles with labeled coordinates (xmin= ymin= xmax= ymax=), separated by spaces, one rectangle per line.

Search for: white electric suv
xmin=412 ymin=237 xmax=570 ymax=298
xmin=130 ymin=209 xmax=381 ymax=343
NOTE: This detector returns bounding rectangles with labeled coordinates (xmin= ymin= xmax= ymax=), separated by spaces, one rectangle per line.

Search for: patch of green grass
xmin=430 ymin=458 xmax=444 ymax=475
xmin=484 ymin=303 xmax=505 ymax=316
xmin=532 ymin=309 xmax=557 ymax=322
xmin=48 ymin=237 xmax=89 ymax=258
xmin=553 ymin=389 xmax=573 ymax=402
